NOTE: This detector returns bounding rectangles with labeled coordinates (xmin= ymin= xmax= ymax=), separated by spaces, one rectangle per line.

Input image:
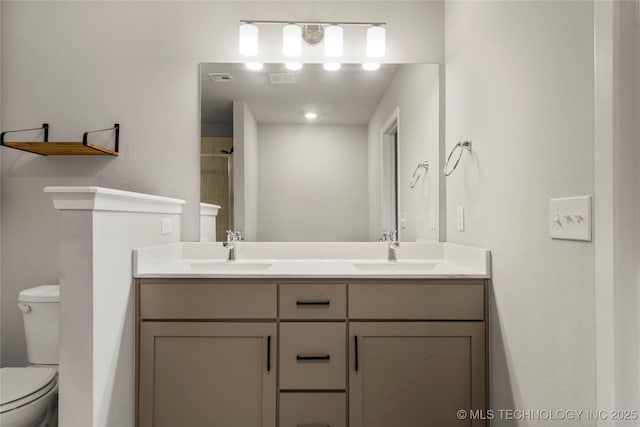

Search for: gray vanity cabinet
xmin=136 ymin=279 xmax=487 ymax=427
xmin=137 ymin=281 xmax=278 ymax=427
xmin=348 ymin=281 xmax=487 ymax=427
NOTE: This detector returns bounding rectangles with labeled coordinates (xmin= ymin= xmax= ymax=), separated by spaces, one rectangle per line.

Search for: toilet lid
xmin=0 ymin=367 xmax=57 ymax=406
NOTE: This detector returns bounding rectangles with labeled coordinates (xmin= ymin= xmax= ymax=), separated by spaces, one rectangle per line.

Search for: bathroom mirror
xmin=200 ymin=63 xmax=442 ymax=242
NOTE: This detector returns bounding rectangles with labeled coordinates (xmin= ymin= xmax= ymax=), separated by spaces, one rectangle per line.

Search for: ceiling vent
xmin=208 ymin=73 xmax=234 ymax=82
xmin=268 ymin=73 xmax=296 ymax=84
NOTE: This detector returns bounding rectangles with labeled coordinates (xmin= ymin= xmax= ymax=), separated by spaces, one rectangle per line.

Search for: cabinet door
xmin=349 ymin=322 xmax=485 ymax=427
xmin=139 ymin=322 xmax=276 ymax=427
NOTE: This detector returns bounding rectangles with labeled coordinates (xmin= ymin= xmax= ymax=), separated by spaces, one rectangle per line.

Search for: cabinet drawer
xmin=140 ymin=282 xmax=277 ymax=319
xmin=280 ymin=323 xmax=346 ymax=390
xmin=280 ymin=284 xmax=346 ymax=320
xmin=349 ymin=282 xmax=484 ymax=320
xmin=280 ymin=393 xmax=346 ymax=427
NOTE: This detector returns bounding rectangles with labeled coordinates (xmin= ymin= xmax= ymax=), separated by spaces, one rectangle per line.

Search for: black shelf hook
xmin=0 ymin=123 xmax=49 ymax=146
xmin=83 ymin=123 xmax=119 ymax=153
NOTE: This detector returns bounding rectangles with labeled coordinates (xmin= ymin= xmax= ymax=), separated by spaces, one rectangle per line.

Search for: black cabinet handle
xmin=354 ymin=336 xmax=359 ymax=372
xmin=297 ymin=424 xmax=330 ymax=427
xmin=267 ymin=335 xmax=271 ymax=372
xmin=296 ymin=300 xmax=331 ymax=306
xmin=296 ymin=354 xmax=331 ymax=361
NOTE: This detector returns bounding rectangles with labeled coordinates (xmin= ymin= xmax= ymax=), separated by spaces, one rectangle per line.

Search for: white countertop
xmin=133 ymin=242 xmax=491 ymax=279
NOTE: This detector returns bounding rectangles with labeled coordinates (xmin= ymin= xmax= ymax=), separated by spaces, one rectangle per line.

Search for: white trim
xmin=44 ymin=186 xmax=186 ymax=214
xmin=379 ymin=108 xmax=400 ymax=239
xmin=200 ymin=202 xmax=221 ymax=217
xmin=594 ymin=0 xmax=617 ymax=415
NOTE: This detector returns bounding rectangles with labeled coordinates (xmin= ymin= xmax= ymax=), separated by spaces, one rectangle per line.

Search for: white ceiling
xmin=200 ymin=63 xmax=399 ymax=126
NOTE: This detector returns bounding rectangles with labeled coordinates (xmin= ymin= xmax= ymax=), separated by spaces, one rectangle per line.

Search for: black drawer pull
xmin=296 ymin=354 xmax=331 ymax=361
xmin=297 ymin=424 xmax=330 ymax=427
xmin=267 ymin=335 xmax=271 ymax=372
xmin=296 ymin=300 xmax=331 ymax=306
xmin=354 ymin=335 xmax=359 ymax=372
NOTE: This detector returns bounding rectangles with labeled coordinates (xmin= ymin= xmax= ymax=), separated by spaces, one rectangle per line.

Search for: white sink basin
xmin=353 ymin=262 xmax=438 ymax=272
xmin=189 ymin=261 xmax=273 ymax=272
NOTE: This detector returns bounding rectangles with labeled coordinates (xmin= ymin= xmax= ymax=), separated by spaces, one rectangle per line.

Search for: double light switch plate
xmin=549 ymin=196 xmax=592 ymax=241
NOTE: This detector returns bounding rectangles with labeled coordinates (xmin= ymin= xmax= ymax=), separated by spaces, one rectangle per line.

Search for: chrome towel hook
xmin=409 ymin=160 xmax=429 ymax=189
xmin=444 ymin=140 xmax=472 ymax=177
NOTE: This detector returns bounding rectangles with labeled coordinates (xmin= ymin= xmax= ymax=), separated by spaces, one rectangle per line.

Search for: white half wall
xmin=1 ymin=0 xmax=444 ymax=367
xmin=47 ymin=187 xmax=184 ymax=427
xmin=368 ymin=64 xmax=441 ymax=242
xmin=445 ymin=0 xmax=595 ymax=421
xmin=257 ymin=124 xmax=369 ymax=241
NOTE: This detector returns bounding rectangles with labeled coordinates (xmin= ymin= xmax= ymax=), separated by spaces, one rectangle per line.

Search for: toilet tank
xmin=18 ymin=285 xmax=60 ymax=365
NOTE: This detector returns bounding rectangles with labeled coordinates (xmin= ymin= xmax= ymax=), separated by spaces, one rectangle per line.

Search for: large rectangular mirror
xmin=200 ymin=63 xmax=442 ymax=242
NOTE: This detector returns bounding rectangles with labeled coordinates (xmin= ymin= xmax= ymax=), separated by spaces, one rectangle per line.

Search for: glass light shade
xmin=239 ymin=23 xmax=259 ymax=56
xmin=285 ymin=62 xmax=303 ymax=71
xmin=283 ymin=24 xmax=302 ymax=57
xmin=324 ymin=25 xmax=343 ymax=57
xmin=323 ymin=62 xmax=341 ymax=71
xmin=366 ymin=26 xmax=386 ymax=58
xmin=245 ymin=62 xmax=263 ymax=71
xmin=362 ymin=63 xmax=380 ymax=71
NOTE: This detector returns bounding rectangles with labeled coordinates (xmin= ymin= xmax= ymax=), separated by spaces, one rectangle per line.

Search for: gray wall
xmin=445 ymin=0 xmax=595 ymax=417
xmin=257 ymin=124 xmax=369 ymax=241
xmin=0 ymin=0 xmax=443 ymax=366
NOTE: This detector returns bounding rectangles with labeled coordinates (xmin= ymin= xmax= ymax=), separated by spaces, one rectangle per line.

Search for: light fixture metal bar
xmin=240 ymin=20 xmax=386 ymax=26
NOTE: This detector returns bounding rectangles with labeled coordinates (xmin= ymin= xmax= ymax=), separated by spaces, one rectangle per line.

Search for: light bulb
xmin=285 ymin=62 xmax=303 ymax=71
xmin=305 ymin=112 xmax=318 ymax=120
xmin=239 ymin=23 xmax=259 ymax=56
xmin=324 ymin=25 xmax=343 ymax=58
xmin=366 ymin=26 xmax=386 ymax=58
xmin=283 ymin=24 xmax=302 ymax=57
xmin=323 ymin=63 xmax=341 ymax=71
xmin=362 ymin=63 xmax=380 ymax=71
xmin=245 ymin=62 xmax=263 ymax=71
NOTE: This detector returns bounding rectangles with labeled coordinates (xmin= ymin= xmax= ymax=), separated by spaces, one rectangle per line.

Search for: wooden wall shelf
xmin=1 ymin=123 xmax=119 ymax=156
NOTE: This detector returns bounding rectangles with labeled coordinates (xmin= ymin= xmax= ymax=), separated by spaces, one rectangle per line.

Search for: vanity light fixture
xmin=283 ymin=24 xmax=302 ymax=56
xmin=245 ymin=62 xmax=264 ymax=71
xmin=285 ymin=62 xmax=303 ymax=71
xmin=362 ymin=63 xmax=380 ymax=71
xmin=239 ymin=23 xmax=259 ymax=56
xmin=239 ymin=20 xmax=386 ymax=63
xmin=304 ymin=112 xmax=318 ymax=120
xmin=366 ymin=25 xmax=386 ymax=58
xmin=324 ymin=25 xmax=343 ymax=57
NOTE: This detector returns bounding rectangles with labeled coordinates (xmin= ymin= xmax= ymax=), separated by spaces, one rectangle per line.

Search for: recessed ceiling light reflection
xmin=323 ymin=63 xmax=341 ymax=71
xmin=305 ymin=112 xmax=318 ymax=120
xmin=362 ymin=63 xmax=380 ymax=71
xmin=245 ymin=62 xmax=263 ymax=71
xmin=285 ymin=62 xmax=303 ymax=71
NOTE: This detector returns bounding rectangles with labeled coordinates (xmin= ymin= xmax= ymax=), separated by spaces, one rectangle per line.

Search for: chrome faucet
xmin=380 ymin=229 xmax=400 ymax=261
xmin=223 ymin=229 xmax=236 ymax=261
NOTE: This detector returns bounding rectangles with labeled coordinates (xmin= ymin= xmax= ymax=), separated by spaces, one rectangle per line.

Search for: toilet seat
xmin=0 ymin=367 xmax=57 ymax=414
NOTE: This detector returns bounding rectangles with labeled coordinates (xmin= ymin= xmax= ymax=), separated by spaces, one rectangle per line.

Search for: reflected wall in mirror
xmin=200 ymin=63 xmax=441 ymax=242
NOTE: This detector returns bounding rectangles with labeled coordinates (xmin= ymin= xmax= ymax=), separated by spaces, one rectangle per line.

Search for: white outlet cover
xmin=549 ymin=196 xmax=591 ymax=241
xmin=430 ymin=208 xmax=436 ymax=230
xmin=161 ymin=218 xmax=172 ymax=235
xmin=457 ymin=206 xmax=465 ymax=232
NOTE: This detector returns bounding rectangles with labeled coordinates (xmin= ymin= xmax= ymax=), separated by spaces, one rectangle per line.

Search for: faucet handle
xmin=234 ymin=229 xmax=244 ymax=241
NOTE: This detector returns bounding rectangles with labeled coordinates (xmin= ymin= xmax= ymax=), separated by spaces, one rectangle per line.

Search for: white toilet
xmin=0 ymin=285 xmax=60 ymax=427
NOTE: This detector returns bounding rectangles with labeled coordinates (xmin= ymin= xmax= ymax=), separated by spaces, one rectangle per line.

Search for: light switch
xmin=399 ymin=212 xmax=407 ymax=229
xmin=161 ymin=218 xmax=172 ymax=235
xmin=457 ymin=206 xmax=465 ymax=232
xmin=549 ymin=196 xmax=591 ymax=241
